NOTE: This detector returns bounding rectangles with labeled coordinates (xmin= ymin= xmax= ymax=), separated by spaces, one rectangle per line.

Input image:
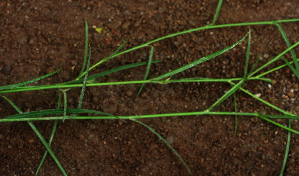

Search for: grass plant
xmin=1 ymin=0 xmax=299 ymax=175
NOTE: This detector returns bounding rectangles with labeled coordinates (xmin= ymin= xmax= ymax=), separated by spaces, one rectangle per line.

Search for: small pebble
xmin=3 ymin=65 xmax=11 ymax=74
xmin=255 ymin=93 xmax=261 ymax=98
xmin=90 ymin=124 xmax=96 ymax=130
xmin=263 ymin=54 xmax=269 ymax=58
xmin=79 ymin=134 xmax=85 ymax=141
xmin=126 ymin=90 xmax=133 ymax=97
xmin=166 ymin=136 xmax=175 ymax=144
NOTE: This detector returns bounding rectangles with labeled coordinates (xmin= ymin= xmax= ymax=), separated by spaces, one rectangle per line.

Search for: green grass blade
xmin=154 ymin=33 xmax=248 ymax=80
xmin=28 ymin=121 xmax=67 ymax=176
xmin=280 ymin=119 xmax=291 ymax=176
xmin=1 ymin=96 xmax=67 ymax=175
xmin=244 ymin=27 xmax=251 ymax=77
xmin=260 ymin=114 xmax=298 ymax=119
xmin=0 ymin=69 xmax=61 ymax=91
xmin=283 ymin=57 xmax=299 ymax=79
xmin=79 ymin=38 xmax=129 ymax=79
xmin=276 ymin=23 xmax=299 ymax=74
xmin=209 ymin=0 xmax=223 ymax=26
xmin=78 ymin=47 xmax=92 ymax=109
xmin=248 ymin=55 xmax=261 ymax=76
xmin=137 ymin=45 xmax=154 ymax=96
xmin=249 ymin=40 xmax=299 ymax=77
xmin=36 ymin=91 xmax=61 ymax=175
xmin=233 ymin=92 xmax=238 ymax=135
xmin=1 ymin=96 xmax=22 ymax=113
xmin=5 ymin=108 xmax=118 ymax=120
xmin=68 ymin=60 xmax=162 ymax=85
xmin=61 ymin=90 xmax=68 ymax=122
xmin=132 ymin=119 xmax=192 ymax=175
xmin=77 ymin=20 xmax=89 ymax=79
xmin=207 ymin=79 xmax=245 ymax=111
xmin=259 ymin=115 xmax=299 ymax=135
xmin=256 ymin=57 xmax=299 ymax=78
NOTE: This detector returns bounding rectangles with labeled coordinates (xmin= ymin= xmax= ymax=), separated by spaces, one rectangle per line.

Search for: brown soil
xmin=1 ymin=0 xmax=299 ymax=175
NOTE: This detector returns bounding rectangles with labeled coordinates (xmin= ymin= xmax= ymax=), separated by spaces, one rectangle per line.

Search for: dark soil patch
xmin=1 ymin=0 xmax=299 ymax=175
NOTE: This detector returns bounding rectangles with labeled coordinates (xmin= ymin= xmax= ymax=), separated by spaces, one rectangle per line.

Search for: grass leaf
xmin=80 ymin=38 xmax=129 ymax=78
xmin=78 ymin=47 xmax=92 ymax=109
xmin=35 ymin=91 xmax=61 ymax=175
xmin=276 ymin=23 xmax=299 ymax=76
xmin=244 ymin=27 xmax=251 ymax=77
xmin=0 ymin=69 xmax=61 ymax=91
xmin=68 ymin=60 xmax=162 ymax=85
xmin=280 ymin=119 xmax=291 ymax=176
xmin=154 ymin=33 xmax=248 ymax=80
xmin=1 ymin=96 xmax=67 ymax=176
xmin=78 ymin=19 xmax=89 ymax=79
xmin=5 ymin=108 xmax=118 ymax=120
xmin=132 ymin=119 xmax=192 ymax=175
xmin=137 ymin=45 xmax=154 ymax=96
xmin=209 ymin=0 xmax=223 ymax=26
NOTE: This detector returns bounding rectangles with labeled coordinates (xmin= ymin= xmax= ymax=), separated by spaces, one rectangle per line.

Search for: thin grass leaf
xmin=5 ymin=108 xmax=118 ymax=120
xmin=79 ymin=38 xmax=129 ymax=79
xmin=77 ymin=19 xmax=89 ymax=79
xmin=259 ymin=115 xmax=299 ymax=135
xmin=261 ymin=114 xmax=298 ymax=119
xmin=276 ymin=23 xmax=299 ymax=76
xmin=1 ymin=96 xmax=67 ymax=176
xmin=280 ymin=119 xmax=291 ymax=176
xmin=0 ymin=69 xmax=61 ymax=91
xmin=28 ymin=122 xmax=67 ymax=176
xmin=65 ymin=60 xmax=162 ymax=85
xmin=132 ymin=119 xmax=192 ymax=175
xmin=283 ymin=58 xmax=299 ymax=78
xmin=255 ymin=57 xmax=299 ymax=78
xmin=36 ymin=91 xmax=61 ymax=175
xmin=154 ymin=33 xmax=248 ymax=80
xmin=1 ymin=96 xmax=22 ymax=113
xmin=249 ymin=40 xmax=299 ymax=77
xmin=244 ymin=27 xmax=251 ymax=77
xmin=137 ymin=45 xmax=154 ymax=96
xmin=61 ymin=90 xmax=68 ymax=122
xmin=248 ymin=55 xmax=261 ymax=76
xmin=233 ymin=92 xmax=238 ymax=135
xmin=209 ymin=0 xmax=223 ymax=26
xmin=207 ymin=79 xmax=245 ymax=111
xmin=78 ymin=47 xmax=92 ymax=109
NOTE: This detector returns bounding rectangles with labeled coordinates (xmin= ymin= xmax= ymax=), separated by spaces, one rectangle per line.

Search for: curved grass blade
xmin=0 ymin=68 xmax=61 ymax=91
xmin=77 ymin=19 xmax=89 ymax=79
xmin=137 ymin=45 xmax=154 ymax=96
xmin=36 ymin=91 xmax=61 ymax=175
xmin=60 ymin=90 xmax=68 ymax=122
xmin=259 ymin=115 xmax=299 ymax=135
xmin=244 ymin=27 xmax=251 ymax=77
xmin=276 ymin=23 xmax=299 ymax=76
xmin=28 ymin=122 xmax=67 ymax=176
xmin=256 ymin=57 xmax=299 ymax=79
xmin=1 ymin=96 xmax=67 ymax=176
xmin=78 ymin=47 xmax=92 ymax=109
xmin=78 ymin=38 xmax=129 ymax=79
xmin=280 ymin=119 xmax=291 ymax=176
xmin=5 ymin=108 xmax=118 ymax=120
xmin=153 ymin=33 xmax=248 ymax=80
xmin=67 ymin=60 xmax=162 ymax=85
xmin=249 ymin=40 xmax=299 ymax=77
xmin=132 ymin=119 xmax=192 ymax=175
xmin=283 ymin=57 xmax=299 ymax=79
xmin=233 ymin=92 xmax=238 ymax=135
xmin=206 ymin=79 xmax=245 ymax=111
xmin=209 ymin=0 xmax=223 ymax=26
